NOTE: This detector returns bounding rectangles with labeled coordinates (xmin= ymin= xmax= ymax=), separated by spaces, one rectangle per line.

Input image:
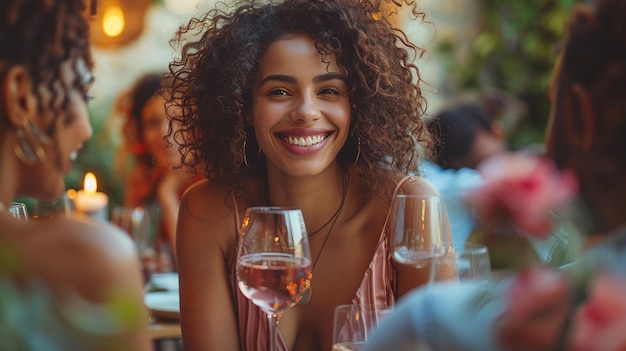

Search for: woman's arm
xmin=156 ymin=168 xmax=190 ymax=254
xmin=176 ymin=180 xmax=241 ymax=350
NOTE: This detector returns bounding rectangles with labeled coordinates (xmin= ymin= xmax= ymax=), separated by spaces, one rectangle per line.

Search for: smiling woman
xmin=0 ymin=0 xmax=151 ymax=349
xmin=163 ymin=0 xmax=444 ymax=350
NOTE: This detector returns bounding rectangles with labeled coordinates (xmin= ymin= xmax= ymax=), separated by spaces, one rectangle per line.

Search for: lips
xmin=280 ymin=133 xmax=329 ymax=147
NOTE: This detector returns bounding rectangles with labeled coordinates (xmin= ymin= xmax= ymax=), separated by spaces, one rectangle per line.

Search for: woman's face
xmin=22 ymin=57 xmax=93 ymax=200
xmin=251 ymin=33 xmax=351 ymax=177
xmin=141 ymin=95 xmax=178 ymax=169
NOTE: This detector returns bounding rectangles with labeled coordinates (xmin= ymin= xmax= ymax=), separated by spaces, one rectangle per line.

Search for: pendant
xmin=298 ymin=286 xmax=312 ymax=305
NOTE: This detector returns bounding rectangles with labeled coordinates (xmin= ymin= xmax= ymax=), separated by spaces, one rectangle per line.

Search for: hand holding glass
xmin=236 ymin=207 xmax=312 ymax=351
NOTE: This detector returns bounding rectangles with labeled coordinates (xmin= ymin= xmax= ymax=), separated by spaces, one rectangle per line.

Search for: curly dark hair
xmin=0 ymin=0 xmax=93 ymax=135
xmin=165 ymin=0 xmax=432 ymax=198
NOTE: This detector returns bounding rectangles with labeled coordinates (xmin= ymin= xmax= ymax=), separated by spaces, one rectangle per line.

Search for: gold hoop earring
xmin=243 ymin=139 xmax=261 ymax=168
xmin=14 ymin=119 xmax=51 ymax=165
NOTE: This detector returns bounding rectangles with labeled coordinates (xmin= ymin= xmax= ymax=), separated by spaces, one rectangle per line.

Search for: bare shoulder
xmin=394 ymin=173 xmax=440 ymax=196
xmin=180 ymin=178 xmax=234 ymax=221
xmin=19 ymin=216 xmax=142 ymax=301
xmin=177 ymin=178 xmax=240 ymax=253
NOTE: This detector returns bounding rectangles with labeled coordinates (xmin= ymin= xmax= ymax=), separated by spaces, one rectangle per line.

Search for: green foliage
xmin=65 ymin=100 xmax=125 ymax=210
xmin=438 ymin=0 xmax=576 ymax=148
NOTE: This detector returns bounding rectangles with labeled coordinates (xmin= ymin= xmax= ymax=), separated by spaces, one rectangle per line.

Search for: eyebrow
xmin=258 ymin=72 xmax=346 ymax=86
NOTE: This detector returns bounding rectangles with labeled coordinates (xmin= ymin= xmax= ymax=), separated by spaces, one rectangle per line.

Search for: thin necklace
xmin=307 ymin=178 xmax=346 ymax=238
xmin=311 ymin=168 xmax=348 ymax=270
xmin=298 ymin=168 xmax=349 ymax=305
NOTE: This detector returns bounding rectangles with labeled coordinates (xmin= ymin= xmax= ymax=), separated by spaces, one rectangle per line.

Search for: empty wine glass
xmin=236 ymin=207 xmax=312 ymax=351
xmin=332 ymin=304 xmax=391 ymax=351
xmin=429 ymin=242 xmax=491 ymax=286
xmin=111 ymin=206 xmax=155 ymax=283
xmin=8 ymin=202 xmax=29 ymax=220
xmin=391 ymin=194 xmax=450 ymax=269
xmin=31 ymin=193 xmax=75 ymax=220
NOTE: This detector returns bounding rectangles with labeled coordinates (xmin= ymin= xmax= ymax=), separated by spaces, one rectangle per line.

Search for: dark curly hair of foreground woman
xmin=164 ymin=0 xmax=433 ymax=199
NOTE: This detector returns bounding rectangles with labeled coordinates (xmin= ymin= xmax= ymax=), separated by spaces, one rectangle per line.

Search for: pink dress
xmin=230 ymin=177 xmax=410 ymax=351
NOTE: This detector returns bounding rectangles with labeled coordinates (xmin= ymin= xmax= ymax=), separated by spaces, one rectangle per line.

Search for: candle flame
xmin=84 ymin=172 xmax=98 ymax=194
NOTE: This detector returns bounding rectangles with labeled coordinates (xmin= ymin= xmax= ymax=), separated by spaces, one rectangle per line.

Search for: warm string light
xmin=102 ymin=5 xmax=125 ymax=37
xmin=89 ymin=0 xmax=150 ymax=48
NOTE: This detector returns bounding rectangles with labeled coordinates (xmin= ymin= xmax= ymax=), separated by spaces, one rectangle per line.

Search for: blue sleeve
xmin=363 ymin=280 xmax=510 ymax=351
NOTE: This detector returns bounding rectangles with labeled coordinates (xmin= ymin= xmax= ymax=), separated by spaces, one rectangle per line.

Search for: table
xmin=149 ymin=320 xmax=183 ymax=351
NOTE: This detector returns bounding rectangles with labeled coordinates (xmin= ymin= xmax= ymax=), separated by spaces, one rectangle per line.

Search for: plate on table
xmin=146 ymin=272 xmax=179 ymax=292
xmin=145 ymin=291 xmax=180 ymax=321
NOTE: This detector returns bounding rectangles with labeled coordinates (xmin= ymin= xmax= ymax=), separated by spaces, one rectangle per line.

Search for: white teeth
xmin=283 ymin=134 xmax=327 ymax=147
xmin=69 ymin=151 xmax=77 ymax=161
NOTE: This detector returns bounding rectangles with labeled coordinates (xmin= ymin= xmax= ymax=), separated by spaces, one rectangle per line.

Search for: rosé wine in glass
xmin=236 ymin=207 xmax=312 ymax=351
xmin=237 ymin=253 xmax=312 ymax=312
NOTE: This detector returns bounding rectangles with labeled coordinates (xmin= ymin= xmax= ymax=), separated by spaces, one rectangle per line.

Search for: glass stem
xmin=267 ymin=312 xmax=281 ymax=351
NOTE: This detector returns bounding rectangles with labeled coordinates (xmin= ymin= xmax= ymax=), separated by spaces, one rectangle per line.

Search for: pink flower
xmin=467 ymin=152 xmax=578 ymax=238
xmin=568 ymin=273 xmax=626 ymax=351
xmin=499 ymin=268 xmax=571 ymax=350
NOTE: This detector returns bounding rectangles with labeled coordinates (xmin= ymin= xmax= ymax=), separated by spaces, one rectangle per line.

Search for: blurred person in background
xmin=115 ymin=73 xmax=201 ymax=270
xmin=421 ymin=101 xmax=506 ymax=243
xmin=427 ymin=101 xmax=506 ymax=171
xmin=365 ymin=0 xmax=626 ymax=349
xmin=0 ymin=0 xmax=151 ymax=349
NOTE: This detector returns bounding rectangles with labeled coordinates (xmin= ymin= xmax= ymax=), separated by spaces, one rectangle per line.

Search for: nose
xmin=289 ymin=92 xmax=321 ymax=123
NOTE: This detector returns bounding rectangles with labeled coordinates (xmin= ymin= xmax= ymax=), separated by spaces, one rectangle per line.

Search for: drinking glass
xmin=8 ymin=202 xmax=29 ymax=220
xmin=429 ymin=242 xmax=491 ymax=286
xmin=390 ymin=194 xmax=450 ymax=269
xmin=236 ymin=207 xmax=312 ymax=351
xmin=31 ymin=193 xmax=75 ymax=220
xmin=111 ymin=206 xmax=155 ymax=282
xmin=332 ymin=304 xmax=391 ymax=351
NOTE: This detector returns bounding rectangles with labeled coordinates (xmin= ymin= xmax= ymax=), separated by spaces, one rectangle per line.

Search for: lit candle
xmin=75 ymin=172 xmax=109 ymax=221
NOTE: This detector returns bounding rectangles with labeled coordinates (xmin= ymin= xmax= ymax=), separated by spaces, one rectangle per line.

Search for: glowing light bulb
xmin=102 ymin=6 xmax=125 ymax=37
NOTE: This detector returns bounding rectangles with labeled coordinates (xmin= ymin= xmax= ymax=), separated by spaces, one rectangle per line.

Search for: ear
xmin=1 ymin=65 xmax=37 ymax=128
xmin=571 ymin=83 xmax=595 ymax=152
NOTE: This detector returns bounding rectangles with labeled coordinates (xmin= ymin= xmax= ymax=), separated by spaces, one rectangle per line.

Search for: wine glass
xmin=332 ymin=304 xmax=391 ymax=351
xmin=31 ymin=193 xmax=75 ymax=220
xmin=390 ymin=194 xmax=449 ymax=269
xmin=429 ymin=242 xmax=491 ymax=286
xmin=236 ymin=207 xmax=312 ymax=351
xmin=111 ymin=206 xmax=156 ymax=284
xmin=8 ymin=202 xmax=29 ymax=220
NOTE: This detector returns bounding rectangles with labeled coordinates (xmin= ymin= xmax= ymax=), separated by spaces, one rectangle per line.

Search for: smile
xmin=281 ymin=133 xmax=329 ymax=147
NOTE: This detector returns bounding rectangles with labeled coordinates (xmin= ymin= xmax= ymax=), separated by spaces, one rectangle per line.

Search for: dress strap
xmin=231 ymin=191 xmax=241 ymax=239
xmin=383 ymin=175 xmax=416 ymax=231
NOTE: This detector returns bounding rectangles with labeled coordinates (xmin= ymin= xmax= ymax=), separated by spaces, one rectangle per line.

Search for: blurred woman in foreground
xmin=0 ymin=0 xmax=151 ymax=349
